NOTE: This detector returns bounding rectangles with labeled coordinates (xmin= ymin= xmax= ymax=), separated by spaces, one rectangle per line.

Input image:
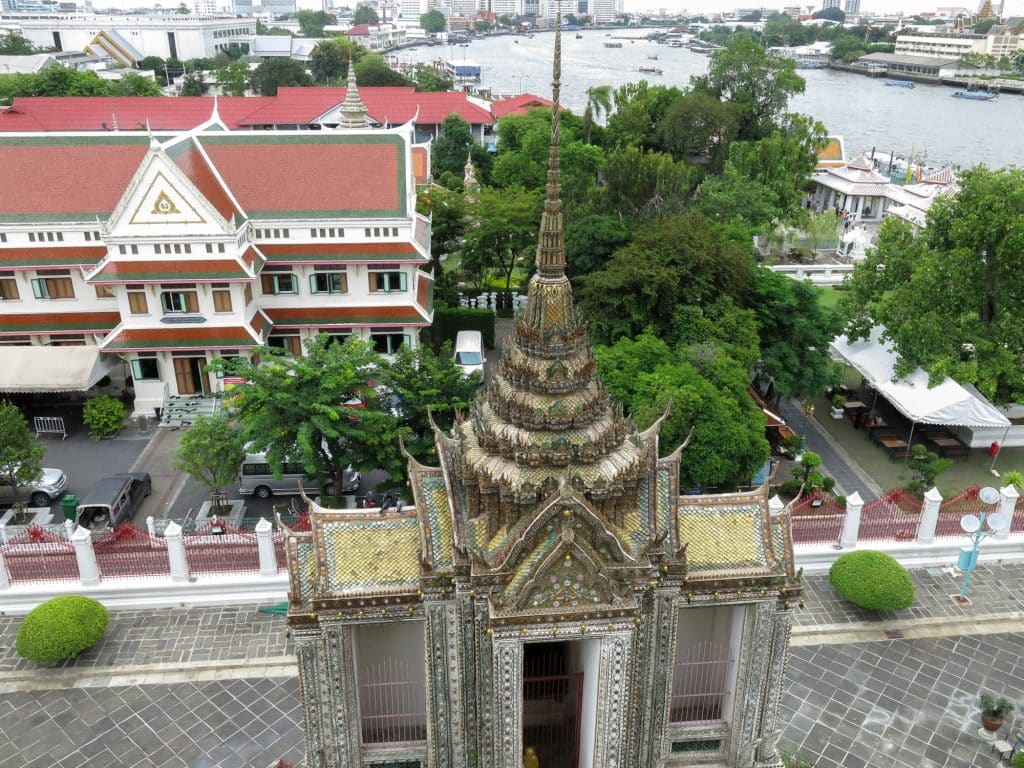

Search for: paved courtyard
xmin=2 ymin=566 xmax=1024 ymax=766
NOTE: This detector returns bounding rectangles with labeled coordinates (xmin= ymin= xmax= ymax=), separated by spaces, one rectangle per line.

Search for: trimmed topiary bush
xmin=82 ymin=394 xmax=126 ymax=440
xmin=829 ymin=550 xmax=915 ymax=612
xmin=15 ymin=595 xmax=109 ymax=663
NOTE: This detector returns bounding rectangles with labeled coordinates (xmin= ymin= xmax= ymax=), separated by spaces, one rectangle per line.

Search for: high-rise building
xmin=843 ymin=0 xmax=860 ymax=15
xmin=285 ymin=19 xmax=801 ymax=768
xmin=822 ymin=0 xmax=841 ymax=9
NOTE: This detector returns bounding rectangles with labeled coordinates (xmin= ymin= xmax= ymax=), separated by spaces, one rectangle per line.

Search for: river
xmin=394 ymin=29 xmax=1024 ymax=169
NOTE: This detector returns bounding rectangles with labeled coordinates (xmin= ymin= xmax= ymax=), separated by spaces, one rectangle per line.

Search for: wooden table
xmin=929 ymin=435 xmax=969 ymax=458
xmin=878 ymin=437 xmax=909 ymax=460
xmin=843 ymin=400 xmax=865 ymax=411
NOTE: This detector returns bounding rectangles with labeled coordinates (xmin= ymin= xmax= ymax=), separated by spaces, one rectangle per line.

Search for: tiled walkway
xmin=3 ymin=563 xmax=1024 ymax=767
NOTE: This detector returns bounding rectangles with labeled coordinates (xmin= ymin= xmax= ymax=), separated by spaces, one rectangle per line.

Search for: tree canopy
xmin=354 ymin=54 xmax=411 ymax=87
xmin=174 ymin=415 xmax=245 ymax=514
xmin=432 ymin=114 xmax=474 ymax=180
xmin=353 ymin=5 xmax=380 ymax=24
xmin=461 ymin=186 xmax=540 ymax=289
xmin=310 ymin=37 xmax=354 ymax=83
xmin=0 ymin=401 xmax=45 ymax=503
xmin=0 ymin=34 xmax=35 ymax=55
xmin=297 ymin=10 xmax=336 ymax=37
xmin=249 ymin=58 xmax=313 ymax=96
xmin=420 ymin=10 xmax=447 ymax=34
xmin=841 ymin=166 xmax=1024 ymax=403
xmin=0 ymin=68 xmax=161 ymax=103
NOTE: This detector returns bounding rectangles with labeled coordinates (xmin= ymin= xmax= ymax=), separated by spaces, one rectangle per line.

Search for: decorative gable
xmin=105 ymin=147 xmax=236 ymax=238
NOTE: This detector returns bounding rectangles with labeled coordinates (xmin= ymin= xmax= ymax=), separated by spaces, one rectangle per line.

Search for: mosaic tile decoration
xmin=320 ymin=516 xmax=421 ymax=595
xmin=677 ymin=498 xmax=769 ymax=572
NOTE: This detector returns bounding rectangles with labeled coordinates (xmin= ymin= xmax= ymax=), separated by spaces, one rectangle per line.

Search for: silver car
xmin=0 ymin=467 xmax=69 ymax=508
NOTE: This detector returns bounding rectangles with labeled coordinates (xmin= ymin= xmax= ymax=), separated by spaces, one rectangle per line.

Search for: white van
xmin=238 ymin=453 xmax=360 ymax=499
xmin=454 ymin=330 xmax=485 ymax=382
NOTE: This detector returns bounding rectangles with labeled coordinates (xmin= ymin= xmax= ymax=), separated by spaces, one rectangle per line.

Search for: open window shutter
xmin=398 ymin=272 xmax=407 ymax=292
xmin=261 ymin=274 xmax=275 ymax=294
xmin=185 ymin=292 xmax=199 ymax=313
xmin=31 ymin=278 xmax=44 ymax=299
xmin=309 ymin=274 xmax=318 ymax=293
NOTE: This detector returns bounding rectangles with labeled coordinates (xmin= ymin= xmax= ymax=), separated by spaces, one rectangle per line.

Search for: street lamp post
xmin=513 ymin=73 xmax=529 ymax=94
xmin=954 ymin=486 xmax=1005 ymax=604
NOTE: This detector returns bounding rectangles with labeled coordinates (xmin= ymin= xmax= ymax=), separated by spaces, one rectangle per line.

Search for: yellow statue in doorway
xmin=523 ymin=746 xmax=539 ymax=768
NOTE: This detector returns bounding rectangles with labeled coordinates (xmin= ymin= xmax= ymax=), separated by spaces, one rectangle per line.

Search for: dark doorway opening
xmin=522 ymin=641 xmax=583 ymax=768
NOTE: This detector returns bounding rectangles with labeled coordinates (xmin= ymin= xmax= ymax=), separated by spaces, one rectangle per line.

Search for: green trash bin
xmin=60 ymin=494 xmax=78 ymax=522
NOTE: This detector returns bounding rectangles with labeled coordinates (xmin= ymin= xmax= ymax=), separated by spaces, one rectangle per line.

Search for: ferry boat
xmin=575 ymin=33 xmax=583 ymax=38
xmin=952 ymin=89 xmax=997 ymax=100
xmin=604 ymin=42 xmax=623 ymax=48
xmin=885 ymin=79 xmax=915 ymax=88
xmin=647 ymin=53 xmax=659 ymax=60
xmin=638 ymin=66 xmax=662 ymax=74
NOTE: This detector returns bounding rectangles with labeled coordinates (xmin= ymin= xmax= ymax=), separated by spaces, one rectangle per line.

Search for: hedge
xmin=426 ymin=306 xmax=496 ymax=350
xmin=15 ymin=595 xmax=109 ymax=663
xmin=829 ymin=550 xmax=914 ymax=612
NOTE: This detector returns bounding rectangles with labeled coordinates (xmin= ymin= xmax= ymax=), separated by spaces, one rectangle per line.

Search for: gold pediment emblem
xmin=152 ymin=191 xmax=181 ymax=215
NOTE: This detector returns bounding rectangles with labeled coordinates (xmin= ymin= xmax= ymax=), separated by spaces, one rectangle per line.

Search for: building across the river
xmin=282 ymin=17 xmax=801 ymax=768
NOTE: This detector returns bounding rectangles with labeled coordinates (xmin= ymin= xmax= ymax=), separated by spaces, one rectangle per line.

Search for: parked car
xmin=454 ymin=330 xmax=485 ymax=382
xmin=0 ymin=467 xmax=69 ymax=508
xmin=237 ymin=452 xmax=360 ymax=499
xmin=75 ymin=472 xmax=151 ymax=529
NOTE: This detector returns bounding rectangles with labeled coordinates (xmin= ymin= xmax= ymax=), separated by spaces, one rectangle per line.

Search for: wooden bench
xmin=33 ymin=416 xmax=67 ymax=440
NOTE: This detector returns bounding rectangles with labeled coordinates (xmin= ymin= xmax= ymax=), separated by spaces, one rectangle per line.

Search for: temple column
xmin=425 ymin=600 xmax=467 ymax=768
xmin=634 ymin=591 xmax=677 ymax=767
xmin=491 ymin=639 xmax=524 ymax=768
xmin=755 ymin=609 xmax=794 ymax=768
xmin=294 ymin=625 xmax=360 ymax=768
xmin=593 ymin=632 xmax=634 ymax=766
xmin=732 ymin=602 xmax=774 ymax=768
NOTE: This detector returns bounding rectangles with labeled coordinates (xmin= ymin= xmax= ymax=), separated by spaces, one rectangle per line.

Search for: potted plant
xmin=830 ymin=395 xmax=846 ymax=420
xmin=980 ymin=693 xmax=1014 ymax=734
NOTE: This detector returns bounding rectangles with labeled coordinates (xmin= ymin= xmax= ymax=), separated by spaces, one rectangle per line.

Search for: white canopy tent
xmin=0 ymin=346 xmax=118 ymax=393
xmin=830 ymin=327 xmax=1010 ymax=458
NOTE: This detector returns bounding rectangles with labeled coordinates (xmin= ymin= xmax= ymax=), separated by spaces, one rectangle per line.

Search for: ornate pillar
xmin=732 ymin=602 xmax=774 ymax=768
xmin=593 ymin=632 xmax=633 ymax=767
xmin=635 ymin=591 xmax=677 ymax=767
xmin=491 ymin=638 xmax=523 ymax=768
xmin=322 ymin=624 xmax=362 ymax=768
xmin=425 ymin=600 xmax=467 ymax=768
xmin=294 ymin=631 xmax=335 ymax=768
xmin=473 ymin=600 xmax=495 ymax=768
xmin=755 ymin=609 xmax=794 ymax=768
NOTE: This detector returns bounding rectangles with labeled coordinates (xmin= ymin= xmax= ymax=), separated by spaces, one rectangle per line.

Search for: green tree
xmin=249 ymin=58 xmax=313 ymax=96
xmin=432 ymin=114 xmax=474 ymax=179
xmin=657 ymin=90 xmax=739 ymax=169
xmin=827 ymin=34 xmax=869 ymax=63
xmin=256 ymin=21 xmax=293 ymax=36
xmin=420 ymin=9 xmax=447 ymax=34
xmin=601 ymin=145 xmax=699 ymax=219
xmin=604 ymin=81 xmax=683 ymax=150
xmin=138 ymin=55 xmax=167 ymax=82
xmin=841 ymin=167 xmax=1024 ymax=403
xmin=491 ymin=108 xmax=602 ymax=204
xmin=353 ymin=5 xmax=380 ymax=24
xmin=762 ymin=13 xmax=808 ymax=47
xmin=745 ymin=268 xmax=843 ymax=401
xmin=691 ymin=32 xmax=805 ymax=141
xmin=310 ymin=38 xmax=351 ymax=83
xmin=354 ymin=53 xmax=411 ymax=87
xmin=0 ymin=401 xmax=45 ymax=505
xmin=106 ymin=73 xmax=163 ymax=97
xmin=297 ymin=10 xmax=336 ymax=37
xmin=564 ymin=214 xmax=630 ymax=279
xmin=215 ymin=60 xmax=250 ymax=96
xmin=174 ymin=415 xmax=245 ymax=515
xmin=461 ymin=186 xmax=540 ymax=289
xmin=212 ymin=335 xmax=408 ymax=493
xmin=412 ymin=63 xmax=453 ymax=92
xmin=178 ymin=70 xmax=208 ymax=96
xmin=581 ymin=84 xmax=612 ymax=144
xmin=812 ymin=7 xmax=845 ymax=22
xmin=417 ymin=186 xmax=466 ymax=304
xmin=578 ymin=213 xmax=755 ymax=345
xmin=384 ymin=343 xmax=480 ymax=463
xmin=0 ymin=34 xmax=34 ymax=55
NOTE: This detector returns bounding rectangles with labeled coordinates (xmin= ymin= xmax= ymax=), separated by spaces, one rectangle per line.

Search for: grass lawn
xmin=814 ymin=285 xmax=843 ymax=311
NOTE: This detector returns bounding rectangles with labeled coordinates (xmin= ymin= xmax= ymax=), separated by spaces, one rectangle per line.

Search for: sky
xmin=623 ymin=0 xmax=1024 ymax=15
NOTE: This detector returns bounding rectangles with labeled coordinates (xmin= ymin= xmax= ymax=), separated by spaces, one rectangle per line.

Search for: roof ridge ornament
xmin=337 ymin=53 xmax=369 ymax=130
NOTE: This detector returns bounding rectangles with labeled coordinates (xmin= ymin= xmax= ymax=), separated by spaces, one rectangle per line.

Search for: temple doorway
xmin=522 ymin=640 xmax=600 ymax=768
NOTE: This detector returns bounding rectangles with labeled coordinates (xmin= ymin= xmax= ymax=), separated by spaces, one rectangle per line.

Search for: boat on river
xmin=575 ymin=33 xmax=583 ymax=39
xmin=885 ymin=79 xmax=915 ymax=88
xmin=647 ymin=53 xmax=658 ymax=60
xmin=604 ymin=42 xmax=623 ymax=48
xmin=952 ymin=89 xmax=997 ymax=100
xmin=638 ymin=66 xmax=662 ymax=74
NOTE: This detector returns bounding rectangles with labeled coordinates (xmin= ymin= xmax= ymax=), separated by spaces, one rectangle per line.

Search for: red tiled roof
xmin=490 ymin=93 xmax=555 ymax=119
xmin=89 ymin=258 xmax=250 ymax=283
xmin=201 ymin=136 xmax=401 ymax=216
xmin=0 ymin=96 xmax=274 ymax=132
xmin=170 ymin=143 xmax=241 ymax=222
xmin=263 ymin=305 xmax=429 ymax=327
xmin=0 ymin=311 xmax=121 ymax=334
xmin=238 ymin=87 xmax=495 ymax=127
xmin=103 ymin=325 xmax=260 ymax=351
xmin=0 ymin=138 xmax=150 ymax=219
xmin=0 ymin=246 xmax=106 ymax=268
xmin=259 ymin=242 xmax=421 ymax=263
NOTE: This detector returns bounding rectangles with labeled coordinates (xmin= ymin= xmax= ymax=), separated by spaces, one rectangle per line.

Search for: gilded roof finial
xmin=534 ymin=0 xmax=565 ymax=278
xmin=338 ymin=53 xmax=369 ymax=129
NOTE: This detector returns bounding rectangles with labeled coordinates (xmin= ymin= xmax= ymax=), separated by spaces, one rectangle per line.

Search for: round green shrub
xmin=829 ymin=550 xmax=914 ymax=612
xmin=15 ymin=595 xmax=109 ymax=663
xmin=82 ymin=394 xmax=126 ymax=439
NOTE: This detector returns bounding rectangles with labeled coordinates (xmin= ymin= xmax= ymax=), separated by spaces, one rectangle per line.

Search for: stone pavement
xmin=778 ymin=398 xmax=882 ymax=501
xmin=2 ymin=564 xmax=1024 ymax=766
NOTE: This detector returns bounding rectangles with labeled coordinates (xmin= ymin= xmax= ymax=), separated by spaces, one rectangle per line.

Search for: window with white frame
xmin=261 ymin=267 xmax=297 ymax=295
xmin=0 ymin=271 xmax=19 ymax=301
xmin=31 ymin=270 xmax=74 ymax=300
xmin=159 ymin=286 xmax=199 ymax=314
xmin=131 ymin=352 xmax=160 ymax=381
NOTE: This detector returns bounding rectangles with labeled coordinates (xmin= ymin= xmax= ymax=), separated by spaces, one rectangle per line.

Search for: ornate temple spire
xmin=337 ymin=55 xmax=369 ymax=130
xmin=464 ymin=152 xmax=479 ymax=199
xmin=534 ymin=2 xmax=565 ymax=278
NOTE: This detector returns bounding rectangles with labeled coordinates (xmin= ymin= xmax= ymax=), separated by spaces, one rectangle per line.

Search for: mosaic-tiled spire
xmin=535 ymin=5 xmax=565 ymax=278
xmin=337 ymin=55 xmax=368 ymax=129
